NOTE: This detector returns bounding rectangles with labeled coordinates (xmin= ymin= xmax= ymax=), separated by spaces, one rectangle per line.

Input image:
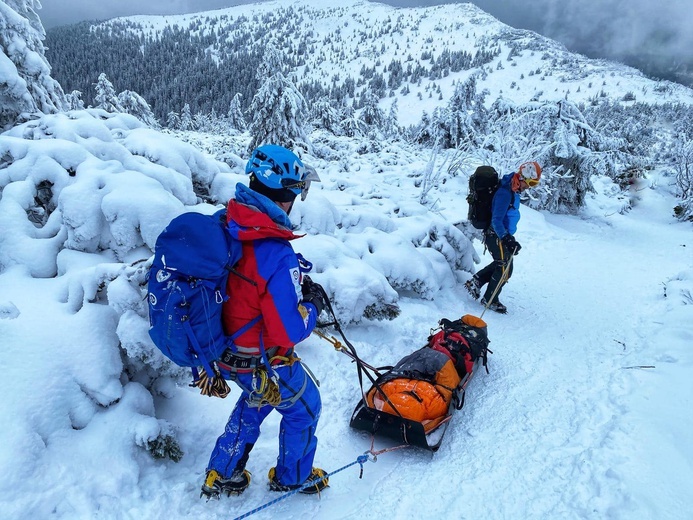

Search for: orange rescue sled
xmin=350 ymin=315 xmax=490 ymax=451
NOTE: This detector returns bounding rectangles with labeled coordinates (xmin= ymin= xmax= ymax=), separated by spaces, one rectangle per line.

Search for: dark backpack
xmin=147 ymin=209 xmax=248 ymax=376
xmin=466 ymin=166 xmax=500 ymax=230
xmin=428 ymin=315 xmax=491 ymax=377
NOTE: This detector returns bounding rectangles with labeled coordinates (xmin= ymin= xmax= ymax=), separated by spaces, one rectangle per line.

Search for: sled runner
xmin=349 ymin=315 xmax=490 ymax=451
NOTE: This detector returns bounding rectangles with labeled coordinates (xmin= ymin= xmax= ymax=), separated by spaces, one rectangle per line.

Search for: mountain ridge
xmin=46 ymin=0 xmax=693 ymax=125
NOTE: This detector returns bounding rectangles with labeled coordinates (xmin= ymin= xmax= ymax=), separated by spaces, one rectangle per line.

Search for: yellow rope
xmin=251 ymin=368 xmax=282 ymax=407
xmin=313 ymin=329 xmax=344 ymax=351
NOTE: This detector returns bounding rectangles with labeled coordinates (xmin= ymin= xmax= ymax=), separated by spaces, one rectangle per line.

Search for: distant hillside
xmin=45 ymin=0 xmax=693 ymax=126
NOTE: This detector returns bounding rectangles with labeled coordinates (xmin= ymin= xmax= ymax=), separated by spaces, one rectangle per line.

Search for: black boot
xmin=481 ymin=298 xmax=507 ymax=314
xmin=268 ymin=467 xmax=329 ymax=495
xmin=200 ymin=469 xmax=251 ymax=499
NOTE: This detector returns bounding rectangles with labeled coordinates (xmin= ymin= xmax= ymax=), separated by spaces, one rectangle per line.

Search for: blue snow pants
xmin=207 ymin=360 xmax=321 ymax=486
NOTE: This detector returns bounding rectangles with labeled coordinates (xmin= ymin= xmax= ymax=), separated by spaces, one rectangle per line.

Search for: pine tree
xmin=672 ymin=135 xmax=693 ymax=221
xmin=180 ymin=103 xmax=193 ymax=131
xmin=227 ymin=93 xmax=246 ymax=131
xmin=445 ymin=74 xmax=487 ymax=149
xmin=93 ymin=73 xmax=122 ymax=112
xmin=65 ymin=90 xmax=85 ymax=110
xmin=117 ymin=89 xmax=159 ymax=127
xmin=247 ymin=46 xmax=311 ymax=152
xmin=310 ymin=97 xmax=341 ymax=135
xmin=340 ymin=102 xmax=365 ymax=138
xmin=384 ymin=99 xmax=399 ymax=138
xmin=359 ymin=90 xmax=385 ymax=129
xmin=166 ymin=111 xmax=180 ymax=129
xmin=0 ymin=0 xmax=65 ymax=129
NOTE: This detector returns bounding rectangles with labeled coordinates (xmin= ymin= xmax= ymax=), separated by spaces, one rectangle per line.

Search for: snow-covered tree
xmin=384 ymin=98 xmax=400 ymax=138
xmin=247 ymin=46 xmax=311 ymax=152
xmin=193 ymin=112 xmax=210 ymax=132
xmin=672 ymin=136 xmax=693 ymax=221
xmin=310 ymin=97 xmax=341 ymax=135
xmin=166 ymin=111 xmax=180 ymax=129
xmin=227 ymin=93 xmax=246 ymax=131
xmin=359 ymin=90 xmax=385 ymax=130
xmin=93 ymin=73 xmax=122 ymax=112
xmin=65 ymin=90 xmax=85 ymax=110
xmin=340 ymin=102 xmax=366 ymax=138
xmin=483 ymin=99 xmax=627 ymax=213
xmin=179 ymin=103 xmax=193 ymax=131
xmin=117 ymin=90 xmax=158 ymax=127
xmin=0 ymin=0 xmax=65 ymax=130
xmin=442 ymin=75 xmax=488 ymax=149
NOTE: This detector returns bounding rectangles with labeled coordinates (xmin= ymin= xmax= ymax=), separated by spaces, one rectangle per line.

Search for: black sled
xmin=349 ymin=362 xmax=479 ymax=452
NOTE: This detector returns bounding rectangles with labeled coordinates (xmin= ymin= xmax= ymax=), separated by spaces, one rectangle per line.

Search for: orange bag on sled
xmin=351 ymin=315 xmax=491 ymax=450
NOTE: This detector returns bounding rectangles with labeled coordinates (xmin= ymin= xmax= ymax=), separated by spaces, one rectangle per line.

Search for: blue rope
xmin=233 ymin=453 xmax=372 ymax=520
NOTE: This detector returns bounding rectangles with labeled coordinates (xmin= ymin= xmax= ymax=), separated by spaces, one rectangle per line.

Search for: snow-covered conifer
xmin=0 ymin=0 xmax=65 ymax=129
xmin=179 ymin=103 xmax=193 ymax=131
xmin=310 ymin=97 xmax=341 ymax=135
xmin=166 ymin=111 xmax=180 ymax=129
xmin=117 ymin=89 xmax=159 ymax=127
xmin=65 ymin=90 xmax=85 ymax=110
xmin=444 ymin=74 xmax=487 ymax=149
xmin=384 ymin=98 xmax=400 ymax=138
xmin=227 ymin=93 xmax=247 ymax=131
xmin=672 ymin=136 xmax=693 ymax=221
xmin=359 ymin=90 xmax=385 ymax=129
xmin=93 ymin=73 xmax=122 ymax=112
xmin=193 ymin=112 xmax=209 ymax=132
xmin=247 ymin=46 xmax=311 ymax=152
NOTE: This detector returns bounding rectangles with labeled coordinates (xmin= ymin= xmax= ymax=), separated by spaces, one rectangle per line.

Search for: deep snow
xmin=0 ymin=111 xmax=691 ymax=520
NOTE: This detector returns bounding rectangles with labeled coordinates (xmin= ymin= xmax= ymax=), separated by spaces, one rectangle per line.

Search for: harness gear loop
xmin=249 ymin=368 xmax=281 ymax=407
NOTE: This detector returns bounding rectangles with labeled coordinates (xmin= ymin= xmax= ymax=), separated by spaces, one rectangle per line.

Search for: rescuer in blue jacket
xmin=464 ymin=162 xmax=542 ymax=313
xmin=200 ymin=145 xmax=329 ymax=499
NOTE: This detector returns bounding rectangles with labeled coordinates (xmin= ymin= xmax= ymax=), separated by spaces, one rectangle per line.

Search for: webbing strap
xmin=181 ymin=319 xmax=215 ymax=377
xmin=227 ymin=315 xmax=262 ymax=351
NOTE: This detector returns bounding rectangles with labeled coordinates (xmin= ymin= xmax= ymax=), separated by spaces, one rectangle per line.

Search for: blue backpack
xmin=147 ymin=210 xmax=253 ymax=377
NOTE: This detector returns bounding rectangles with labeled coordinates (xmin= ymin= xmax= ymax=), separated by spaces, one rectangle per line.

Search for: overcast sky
xmin=39 ymin=0 xmax=693 ymax=83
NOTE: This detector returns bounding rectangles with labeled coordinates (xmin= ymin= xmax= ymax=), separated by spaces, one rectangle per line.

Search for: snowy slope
xmin=0 ymin=110 xmax=691 ymax=520
xmin=89 ymin=0 xmax=693 ymax=126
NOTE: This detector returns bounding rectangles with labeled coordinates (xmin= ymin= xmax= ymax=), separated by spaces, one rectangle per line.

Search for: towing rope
xmin=232 ymin=452 xmax=372 ymax=520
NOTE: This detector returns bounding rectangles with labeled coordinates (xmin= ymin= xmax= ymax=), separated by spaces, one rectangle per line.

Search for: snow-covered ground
xmin=0 ymin=112 xmax=691 ymax=519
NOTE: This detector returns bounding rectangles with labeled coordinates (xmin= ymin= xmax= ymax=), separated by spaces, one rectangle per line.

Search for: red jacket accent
xmin=222 ymin=201 xmax=314 ymax=360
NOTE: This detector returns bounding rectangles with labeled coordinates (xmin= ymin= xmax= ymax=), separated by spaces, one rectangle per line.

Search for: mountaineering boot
xmin=481 ymin=298 xmax=507 ymax=314
xmin=464 ymin=277 xmax=481 ymax=299
xmin=268 ymin=467 xmax=329 ymax=495
xmin=200 ymin=469 xmax=251 ymax=499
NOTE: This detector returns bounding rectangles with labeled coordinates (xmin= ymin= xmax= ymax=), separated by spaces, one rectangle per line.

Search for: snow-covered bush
xmin=0 ymin=110 xmax=483 ymax=474
xmin=671 ymin=137 xmax=693 ymax=221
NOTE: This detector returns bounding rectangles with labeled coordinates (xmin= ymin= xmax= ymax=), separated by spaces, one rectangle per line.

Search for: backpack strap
xmin=187 ymin=314 xmax=261 ymax=380
xmin=229 ymin=315 xmax=262 ymax=346
xmin=181 ymin=319 xmax=217 ymax=379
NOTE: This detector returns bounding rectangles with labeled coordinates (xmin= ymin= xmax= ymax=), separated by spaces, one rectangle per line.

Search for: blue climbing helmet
xmin=246 ymin=145 xmax=311 ymax=202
